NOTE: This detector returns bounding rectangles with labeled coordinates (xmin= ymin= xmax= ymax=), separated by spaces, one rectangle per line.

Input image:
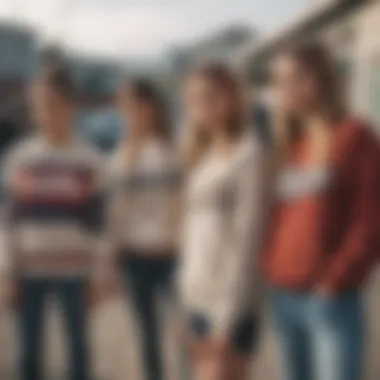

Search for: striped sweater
xmin=1 ymin=135 xmax=107 ymax=278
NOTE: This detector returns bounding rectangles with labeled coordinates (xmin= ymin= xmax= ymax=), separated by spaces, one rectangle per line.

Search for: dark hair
xmin=274 ymin=40 xmax=346 ymax=152
xmin=126 ymin=78 xmax=172 ymax=142
xmin=186 ymin=62 xmax=245 ymax=166
xmin=39 ymin=64 xmax=76 ymax=102
xmin=282 ymin=40 xmax=344 ymax=122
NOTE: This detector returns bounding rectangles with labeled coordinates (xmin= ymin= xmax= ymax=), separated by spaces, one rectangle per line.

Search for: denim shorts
xmin=187 ymin=313 xmax=260 ymax=355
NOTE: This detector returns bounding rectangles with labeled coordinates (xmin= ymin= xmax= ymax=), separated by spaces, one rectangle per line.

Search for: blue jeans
xmin=271 ymin=289 xmax=365 ymax=380
xmin=19 ymin=277 xmax=89 ymax=380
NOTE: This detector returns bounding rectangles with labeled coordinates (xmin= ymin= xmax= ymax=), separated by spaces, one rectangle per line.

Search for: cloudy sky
xmin=0 ymin=0 xmax=309 ymax=60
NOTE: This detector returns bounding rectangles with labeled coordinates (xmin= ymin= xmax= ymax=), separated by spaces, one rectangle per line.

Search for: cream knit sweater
xmin=179 ymin=133 xmax=268 ymax=335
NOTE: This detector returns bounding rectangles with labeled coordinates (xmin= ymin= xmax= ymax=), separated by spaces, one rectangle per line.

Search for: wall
xmin=247 ymin=1 xmax=380 ymax=130
xmin=321 ymin=1 xmax=380 ymax=127
xmin=350 ymin=1 xmax=380 ymax=128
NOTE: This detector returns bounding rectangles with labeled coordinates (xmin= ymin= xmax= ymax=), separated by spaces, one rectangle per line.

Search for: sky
xmin=0 ymin=0 xmax=309 ymax=61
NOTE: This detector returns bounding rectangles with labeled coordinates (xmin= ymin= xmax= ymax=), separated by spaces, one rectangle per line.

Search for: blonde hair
xmin=184 ymin=63 xmax=246 ymax=168
xmin=273 ymin=41 xmax=346 ymax=161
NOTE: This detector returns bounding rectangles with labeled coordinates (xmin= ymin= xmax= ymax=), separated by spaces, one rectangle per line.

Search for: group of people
xmin=1 ymin=40 xmax=379 ymax=380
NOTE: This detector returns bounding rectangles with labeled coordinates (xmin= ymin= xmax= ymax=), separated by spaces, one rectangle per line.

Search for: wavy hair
xmin=273 ymin=41 xmax=346 ymax=158
xmin=185 ymin=62 xmax=246 ymax=168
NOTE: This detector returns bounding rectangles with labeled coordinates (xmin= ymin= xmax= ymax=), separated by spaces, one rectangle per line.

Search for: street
xmin=1 ymin=269 xmax=380 ymax=380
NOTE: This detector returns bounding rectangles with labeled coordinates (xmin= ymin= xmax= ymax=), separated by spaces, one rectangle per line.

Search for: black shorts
xmin=187 ymin=313 xmax=260 ymax=355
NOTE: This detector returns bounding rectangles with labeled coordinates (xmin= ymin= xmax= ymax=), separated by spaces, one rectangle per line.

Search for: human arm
xmin=317 ymin=127 xmax=380 ymax=294
xmin=212 ymin=142 xmax=268 ymax=338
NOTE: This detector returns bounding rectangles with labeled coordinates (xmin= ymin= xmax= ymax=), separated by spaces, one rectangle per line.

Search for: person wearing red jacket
xmin=263 ymin=41 xmax=380 ymax=380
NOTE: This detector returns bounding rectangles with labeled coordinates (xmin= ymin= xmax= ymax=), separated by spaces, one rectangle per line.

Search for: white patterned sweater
xmin=179 ymin=134 xmax=267 ymax=335
xmin=108 ymin=138 xmax=182 ymax=254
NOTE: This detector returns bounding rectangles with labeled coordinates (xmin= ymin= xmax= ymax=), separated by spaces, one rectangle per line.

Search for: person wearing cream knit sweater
xmin=179 ymin=63 xmax=269 ymax=380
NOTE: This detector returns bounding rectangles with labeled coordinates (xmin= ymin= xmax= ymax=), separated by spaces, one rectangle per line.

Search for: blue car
xmin=76 ymin=108 xmax=123 ymax=154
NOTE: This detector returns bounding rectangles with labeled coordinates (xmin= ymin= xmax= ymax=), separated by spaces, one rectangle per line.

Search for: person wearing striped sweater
xmin=2 ymin=66 xmax=107 ymax=380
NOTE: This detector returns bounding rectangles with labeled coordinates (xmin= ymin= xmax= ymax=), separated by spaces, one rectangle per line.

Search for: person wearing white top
xmin=109 ymin=79 xmax=182 ymax=380
xmin=180 ymin=63 xmax=268 ymax=380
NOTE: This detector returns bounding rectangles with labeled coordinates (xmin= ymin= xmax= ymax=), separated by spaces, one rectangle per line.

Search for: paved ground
xmin=1 ymin=270 xmax=380 ymax=380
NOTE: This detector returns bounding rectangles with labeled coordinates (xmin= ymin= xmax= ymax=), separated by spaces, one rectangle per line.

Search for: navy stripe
xmin=23 ymin=162 xmax=96 ymax=176
xmin=81 ymin=192 xmax=107 ymax=232
xmin=12 ymin=198 xmax=104 ymax=230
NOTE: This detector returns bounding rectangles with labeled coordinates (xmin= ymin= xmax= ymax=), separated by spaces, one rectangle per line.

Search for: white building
xmin=0 ymin=22 xmax=37 ymax=129
xmin=236 ymin=0 xmax=380 ymax=130
xmin=166 ymin=25 xmax=256 ymax=87
xmin=0 ymin=22 xmax=36 ymax=80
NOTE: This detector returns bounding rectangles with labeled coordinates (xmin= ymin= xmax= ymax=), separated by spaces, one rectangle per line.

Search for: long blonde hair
xmin=273 ymin=41 xmax=346 ymax=161
xmin=185 ymin=63 xmax=246 ymax=168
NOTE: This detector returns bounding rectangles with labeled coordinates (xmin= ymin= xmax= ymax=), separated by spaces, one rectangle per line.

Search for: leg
xmin=226 ymin=316 xmax=260 ymax=380
xmin=271 ymin=290 xmax=312 ymax=380
xmin=185 ymin=313 xmax=230 ymax=380
xmin=156 ymin=257 xmax=192 ymax=380
xmin=188 ymin=335 xmax=224 ymax=380
xmin=19 ymin=278 xmax=49 ymax=380
xmin=122 ymin=257 xmax=164 ymax=380
xmin=195 ymin=355 xmax=225 ymax=380
xmin=155 ymin=256 xmax=176 ymax=300
xmin=55 ymin=279 xmax=89 ymax=380
xmin=226 ymin=354 xmax=251 ymax=380
xmin=310 ymin=292 xmax=365 ymax=380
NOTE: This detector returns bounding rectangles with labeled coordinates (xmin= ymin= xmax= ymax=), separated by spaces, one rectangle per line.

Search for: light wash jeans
xmin=271 ymin=288 xmax=365 ymax=380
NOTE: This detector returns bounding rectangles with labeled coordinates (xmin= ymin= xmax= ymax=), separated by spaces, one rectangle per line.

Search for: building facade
xmin=237 ymin=0 xmax=380 ymax=130
xmin=0 ymin=22 xmax=37 ymax=133
xmin=0 ymin=22 xmax=36 ymax=81
xmin=166 ymin=25 xmax=256 ymax=87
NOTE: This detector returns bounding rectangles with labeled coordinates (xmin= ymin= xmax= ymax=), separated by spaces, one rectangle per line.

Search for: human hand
xmin=0 ymin=275 xmax=19 ymax=310
xmin=314 ymin=282 xmax=335 ymax=299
